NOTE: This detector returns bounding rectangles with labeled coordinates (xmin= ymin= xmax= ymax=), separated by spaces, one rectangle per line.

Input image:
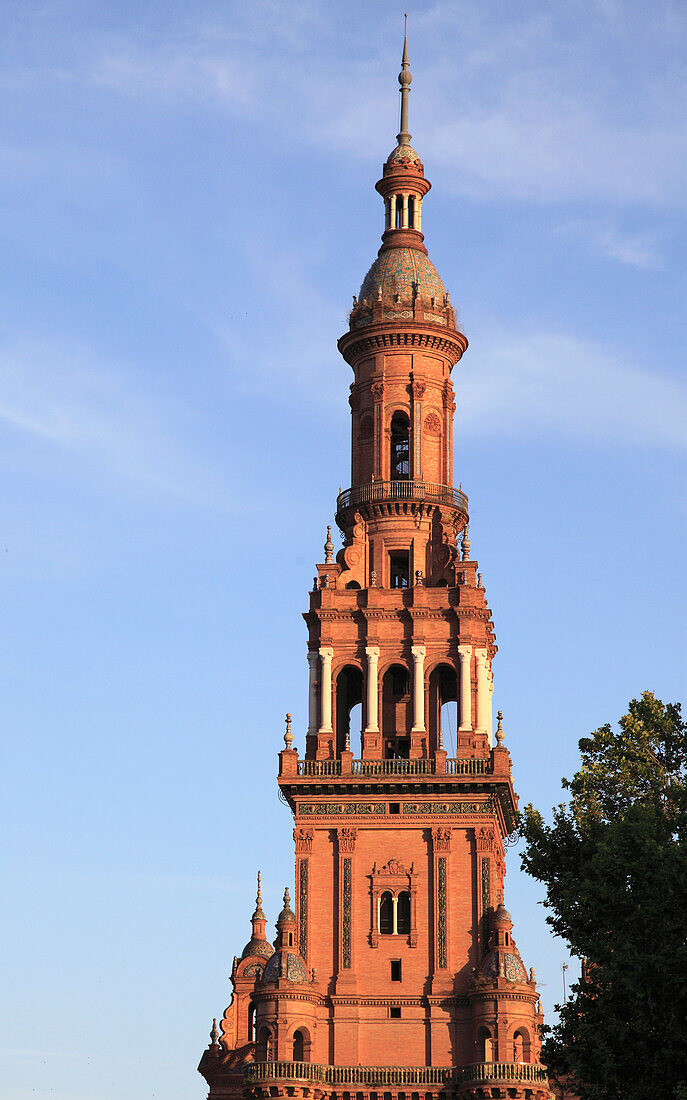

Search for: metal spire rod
xmin=397 ymin=14 xmax=412 ymax=146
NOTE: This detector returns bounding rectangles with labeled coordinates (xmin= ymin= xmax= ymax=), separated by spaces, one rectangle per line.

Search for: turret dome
xmin=260 ymin=950 xmax=309 ymax=984
xmin=359 ymin=248 xmax=446 ymax=305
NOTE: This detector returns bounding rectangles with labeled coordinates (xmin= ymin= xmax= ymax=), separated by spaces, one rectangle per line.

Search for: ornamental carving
xmin=424 ymin=411 xmax=442 ymax=435
xmin=476 ymin=826 xmax=496 ymax=852
xmin=371 ymin=382 xmax=385 ymax=401
xmin=375 ymin=857 xmax=412 ymax=875
xmin=442 ymin=381 xmax=455 ymax=409
xmin=294 ymin=827 xmax=313 ymax=853
xmin=411 ymin=380 xmax=426 ymax=399
xmin=432 ymin=827 xmax=451 ymax=852
xmin=338 ymin=827 xmax=357 ymax=853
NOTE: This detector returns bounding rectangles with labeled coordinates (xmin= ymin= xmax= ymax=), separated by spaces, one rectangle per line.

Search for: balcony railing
xmin=295 ymin=758 xmax=492 ymax=778
xmin=244 ymin=1061 xmax=549 ymax=1087
xmin=337 ymin=480 xmax=468 ymax=514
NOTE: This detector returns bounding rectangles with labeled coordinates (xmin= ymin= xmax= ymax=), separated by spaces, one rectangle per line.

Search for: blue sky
xmin=1 ymin=2 xmax=685 ymax=1098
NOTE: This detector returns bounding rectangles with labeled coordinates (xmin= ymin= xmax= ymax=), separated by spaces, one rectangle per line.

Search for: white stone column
xmin=487 ymin=669 xmax=494 ymax=747
xmin=417 ymin=197 xmax=422 ymax=231
xmin=401 ymin=194 xmax=409 ymax=228
xmin=307 ymin=650 xmax=318 ymax=735
xmin=392 ymin=895 xmax=399 ymax=936
xmin=319 ymin=646 xmax=334 ymax=732
xmin=475 ymin=649 xmax=489 ymax=733
xmin=365 ymin=645 xmax=380 ymax=732
xmin=458 ymin=645 xmax=472 ymax=730
xmin=389 ymin=194 xmax=397 ymax=229
xmin=411 ymin=644 xmax=426 ymax=731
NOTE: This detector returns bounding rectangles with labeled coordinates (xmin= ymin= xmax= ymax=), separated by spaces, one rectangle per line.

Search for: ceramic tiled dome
xmin=261 ymin=950 xmax=309 ymax=984
xmin=359 ymin=247 xmax=446 ymax=303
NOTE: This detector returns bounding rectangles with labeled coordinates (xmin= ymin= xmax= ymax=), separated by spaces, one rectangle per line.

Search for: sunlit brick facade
xmin=199 ymin=35 xmax=554 ymax=1100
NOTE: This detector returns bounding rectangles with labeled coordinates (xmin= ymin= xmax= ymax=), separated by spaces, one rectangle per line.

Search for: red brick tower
xmin=200 ymin=34 xmax=553 ymax=1100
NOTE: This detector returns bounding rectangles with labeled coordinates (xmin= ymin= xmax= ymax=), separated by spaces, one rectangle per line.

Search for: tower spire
xmin=397 ymin=15 xmax=412 ymax=147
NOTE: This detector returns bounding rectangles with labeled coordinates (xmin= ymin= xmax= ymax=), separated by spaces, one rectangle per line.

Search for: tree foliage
xmin=520 ymin=693 xmax=687 ymax=1100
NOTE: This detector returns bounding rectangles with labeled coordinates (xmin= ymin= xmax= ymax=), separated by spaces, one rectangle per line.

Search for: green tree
xmin=520 ymin=693 xmax=687 ymax=1100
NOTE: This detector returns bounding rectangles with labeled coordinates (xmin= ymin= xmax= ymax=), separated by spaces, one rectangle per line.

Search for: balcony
xmin=336 ymin=480 xmax=468 ymax=515
xmin=295 ymin=757 xmax=492 ymax=778
xmin=244 ymin=1061 xmax=549 ymax=1088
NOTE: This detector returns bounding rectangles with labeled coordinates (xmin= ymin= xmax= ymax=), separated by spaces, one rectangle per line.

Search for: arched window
xmin=513 ymin=1029 xmax=530 ymax=1063
xmin=248 ymin=1003 xmax=255 ymax=1042
xmin=408 ymin=196 xmax=415 ymax=228
xmin=379 ymin=891 xmax=393 ymax=934
xmin=397 ymin=890 xmax=411 ymax=934
xmin=395 ymin=196 xmax=403 ymax=228
xmin=429 ymin=663 xmax=458 ymax=756
xmin=390 ymin=413 xmax=410 ymax=480
xmin=293 ymin=1029 xmax=305 ymax=1061
xmin=336 ymin=665 xmax=363 ymax=755
xmin=477 ymin=1026 xmax=493 ymax=1063
xmin=258 ymin=1026 xmax=273 ymax=1061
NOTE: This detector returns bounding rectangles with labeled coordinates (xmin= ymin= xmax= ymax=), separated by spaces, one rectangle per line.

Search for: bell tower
xmin=199 ymin=32 xmax=553 ymax=1100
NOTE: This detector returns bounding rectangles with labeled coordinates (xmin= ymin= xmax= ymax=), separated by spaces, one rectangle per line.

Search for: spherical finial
xmin=324 ymin=524 xmax=334 ymax=564
xmin=209 ymin=1018 xmax=219 ymax=1051
xmin=284 ymin=713 xmax=293 ymax=749
xmin=496 ymin=711 xmax=505 ymax=746
xmin=283 ymin=886 xmax=291 ymax=908
xmin=461 ymin=527 xmax=471 ymax=561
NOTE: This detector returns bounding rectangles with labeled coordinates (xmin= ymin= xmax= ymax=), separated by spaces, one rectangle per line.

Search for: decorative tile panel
xmin=298 ymin=802 xmax=386 ymax=816
xmin=299 ymin=858 xmax=308 ymax=961
xmin=342 ymin=857 xmax=352 ymax=968
xmin=437 ymin=857 xmax=447 ymax=968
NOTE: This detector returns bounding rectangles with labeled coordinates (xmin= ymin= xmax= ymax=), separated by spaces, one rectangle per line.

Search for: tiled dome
xmin=385 ymin=143 xmax=423 ymax=169
xmin=241 ymin=937 xmax=274 ymax=961
xmin=261 ymin=950 xmax=309 ymax=984
xmin=359 ymin=248 xmax=446 ymax=304
xmin=478 ymin=950 xmax=527 ymax=983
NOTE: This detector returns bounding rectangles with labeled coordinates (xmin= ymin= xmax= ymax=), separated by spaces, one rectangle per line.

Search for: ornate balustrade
xmin=336 ymin=480 xmax=468 ymax=514
xmin=245 ymin=1061 xmax=548 ymax=1088
xmin=295 ymin=758 xmax=492 ymax=778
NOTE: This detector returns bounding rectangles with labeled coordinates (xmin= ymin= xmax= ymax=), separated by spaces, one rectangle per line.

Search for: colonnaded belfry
xmin=199 ymin=31 xmax=559 ymax=1100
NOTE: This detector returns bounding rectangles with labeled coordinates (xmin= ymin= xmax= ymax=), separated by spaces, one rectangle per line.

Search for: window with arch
xmin=395 ymin=196 xmax=403 ymax=228
xmin=258 ymin=1026 xmax=274 ymax=1061
xmin=477 ymin=1026 xmax=494 ymax=1063
xmin=408 ymin=195 xmax=415 ymax=228
xmin=513 ymin=1029 xmax=530 ymax=1063
xmin=335 ymin=665 xmax=363 ymax=756
xmin=379 ymin=890 xmax=393 ymax=934
xmin=397 ymin=890 xmax=411 ymax=934
xmin=292 ymin=1029 xmax=305 ymax=1062
xmin=390 ymin=412 xmax=410 ymax=479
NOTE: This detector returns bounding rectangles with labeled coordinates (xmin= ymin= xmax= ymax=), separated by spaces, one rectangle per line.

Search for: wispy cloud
xmin=0 ymin=331 xmax=220 ymax=503
xmin=74 ymin=1 xmax=687 ymax=207
xmin=459 ymin=332 xmax=687 ymax=450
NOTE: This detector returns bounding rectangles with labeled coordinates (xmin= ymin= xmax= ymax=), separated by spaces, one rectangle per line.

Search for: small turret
xmin=240 ymin=872 xmax=274 ymax=961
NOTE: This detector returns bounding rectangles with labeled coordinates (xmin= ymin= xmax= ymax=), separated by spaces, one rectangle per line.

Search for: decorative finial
xmin=461 ymin=526 xmax=471 ymax=561
xmin=256 ymin=870 xmax=262 ymax=906
xmin=209 ymin=1018 xmax=219 ymax=1051
xmin=370 ymin=569 xmax=377 ymax=586
xmin=284 ymin=712 xmax=293 ymax=749
xmin=477 ymin=572 xmax=483 ymax=588
xmin=530 ymin=966 xmax=536 ymax=983
xmin=415 ymin=569 xmax=423 ymax=586
xmin=397 ymin=15 xmax=412 ymax=147
xmin=324 ymin=525 xmax=334 ymax=564
xmin=283 ymin=886 xmax=291 ymax=908
xmin=496 ymin=711 xmax=505 ymax=746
